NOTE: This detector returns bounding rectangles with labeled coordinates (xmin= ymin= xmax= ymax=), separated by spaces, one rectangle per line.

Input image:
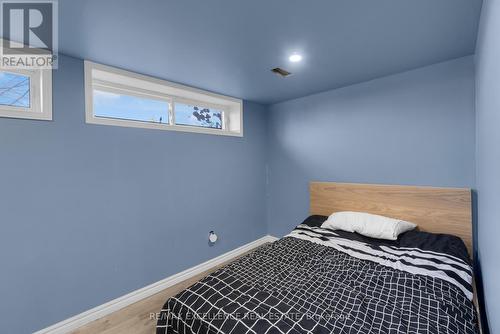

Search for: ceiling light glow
xmin=289 ymin=54 xmax=302 ymax=63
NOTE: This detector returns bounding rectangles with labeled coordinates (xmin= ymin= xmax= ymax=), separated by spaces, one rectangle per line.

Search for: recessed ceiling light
xmin=289 ymin=54 xmax=302 ymax=63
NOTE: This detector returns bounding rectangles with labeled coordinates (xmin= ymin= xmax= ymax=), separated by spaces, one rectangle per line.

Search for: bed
xmin=157 ymin=182 xmax=480 ymax=334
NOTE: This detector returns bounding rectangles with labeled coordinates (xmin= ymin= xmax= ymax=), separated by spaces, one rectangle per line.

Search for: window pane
xmin=175 ymin=102 xmax=223 ymax=129
xmin=93 ymin=90 xmax=169 ymax=124
xmin=0 ymin=71 xmax=30 ymax=108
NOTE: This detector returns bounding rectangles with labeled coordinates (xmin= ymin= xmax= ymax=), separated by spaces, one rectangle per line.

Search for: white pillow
xmin=321 ymin=211 xmax=417 ymax=240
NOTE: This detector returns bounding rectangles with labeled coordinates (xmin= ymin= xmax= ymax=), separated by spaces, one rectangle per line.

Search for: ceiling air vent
xmin=271 ymin=67 xmax=291 ymax=77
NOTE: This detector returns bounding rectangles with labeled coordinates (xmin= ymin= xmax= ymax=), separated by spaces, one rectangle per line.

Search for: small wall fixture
xmin=208 ymin=231 xmax=218 ymax=243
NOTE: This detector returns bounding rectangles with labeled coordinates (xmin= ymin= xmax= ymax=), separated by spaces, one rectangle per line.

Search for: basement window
xmin=84 ymin=61 xmax=243 ymax=136
xmin=0 ymin=68 xmax=52 ymax=120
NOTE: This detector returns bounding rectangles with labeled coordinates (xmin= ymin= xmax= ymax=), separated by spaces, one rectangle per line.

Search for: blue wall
xmin=475 ymin=0 xmax=500 ymax=332
xmin=0 ymin=55 xmax=268 ymax=334
xmin=267 ymin=56 xmax=476 ymax=237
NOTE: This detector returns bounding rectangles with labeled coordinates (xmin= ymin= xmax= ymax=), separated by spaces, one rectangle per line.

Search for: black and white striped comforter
xmin=157 ymin=225 xmax=477 ymax=334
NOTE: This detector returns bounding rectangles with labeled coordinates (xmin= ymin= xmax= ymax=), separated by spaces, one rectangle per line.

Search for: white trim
xmin=84 ymin=60 xmax=243 ymax=137
xmin=34 ymin=235 xmax=279 ymax=334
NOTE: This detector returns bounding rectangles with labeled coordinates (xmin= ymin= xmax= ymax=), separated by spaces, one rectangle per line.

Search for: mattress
xmin=157 ymin=218 xmax=477 ymax=334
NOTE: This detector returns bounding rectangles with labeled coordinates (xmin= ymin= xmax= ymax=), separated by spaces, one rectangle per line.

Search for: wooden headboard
xmin=310 ymin=182 xmax=473 ymax=256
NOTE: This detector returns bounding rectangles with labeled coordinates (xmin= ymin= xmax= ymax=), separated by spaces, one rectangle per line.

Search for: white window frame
xmin=0 ymin=46 xmax=52 ymax=120
xmin=84 ymin=61 xmax=243 ymax=136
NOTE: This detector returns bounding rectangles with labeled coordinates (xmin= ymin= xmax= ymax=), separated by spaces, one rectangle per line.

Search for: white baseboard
xmin=34 ymin=235 xmax=279 ymax=334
